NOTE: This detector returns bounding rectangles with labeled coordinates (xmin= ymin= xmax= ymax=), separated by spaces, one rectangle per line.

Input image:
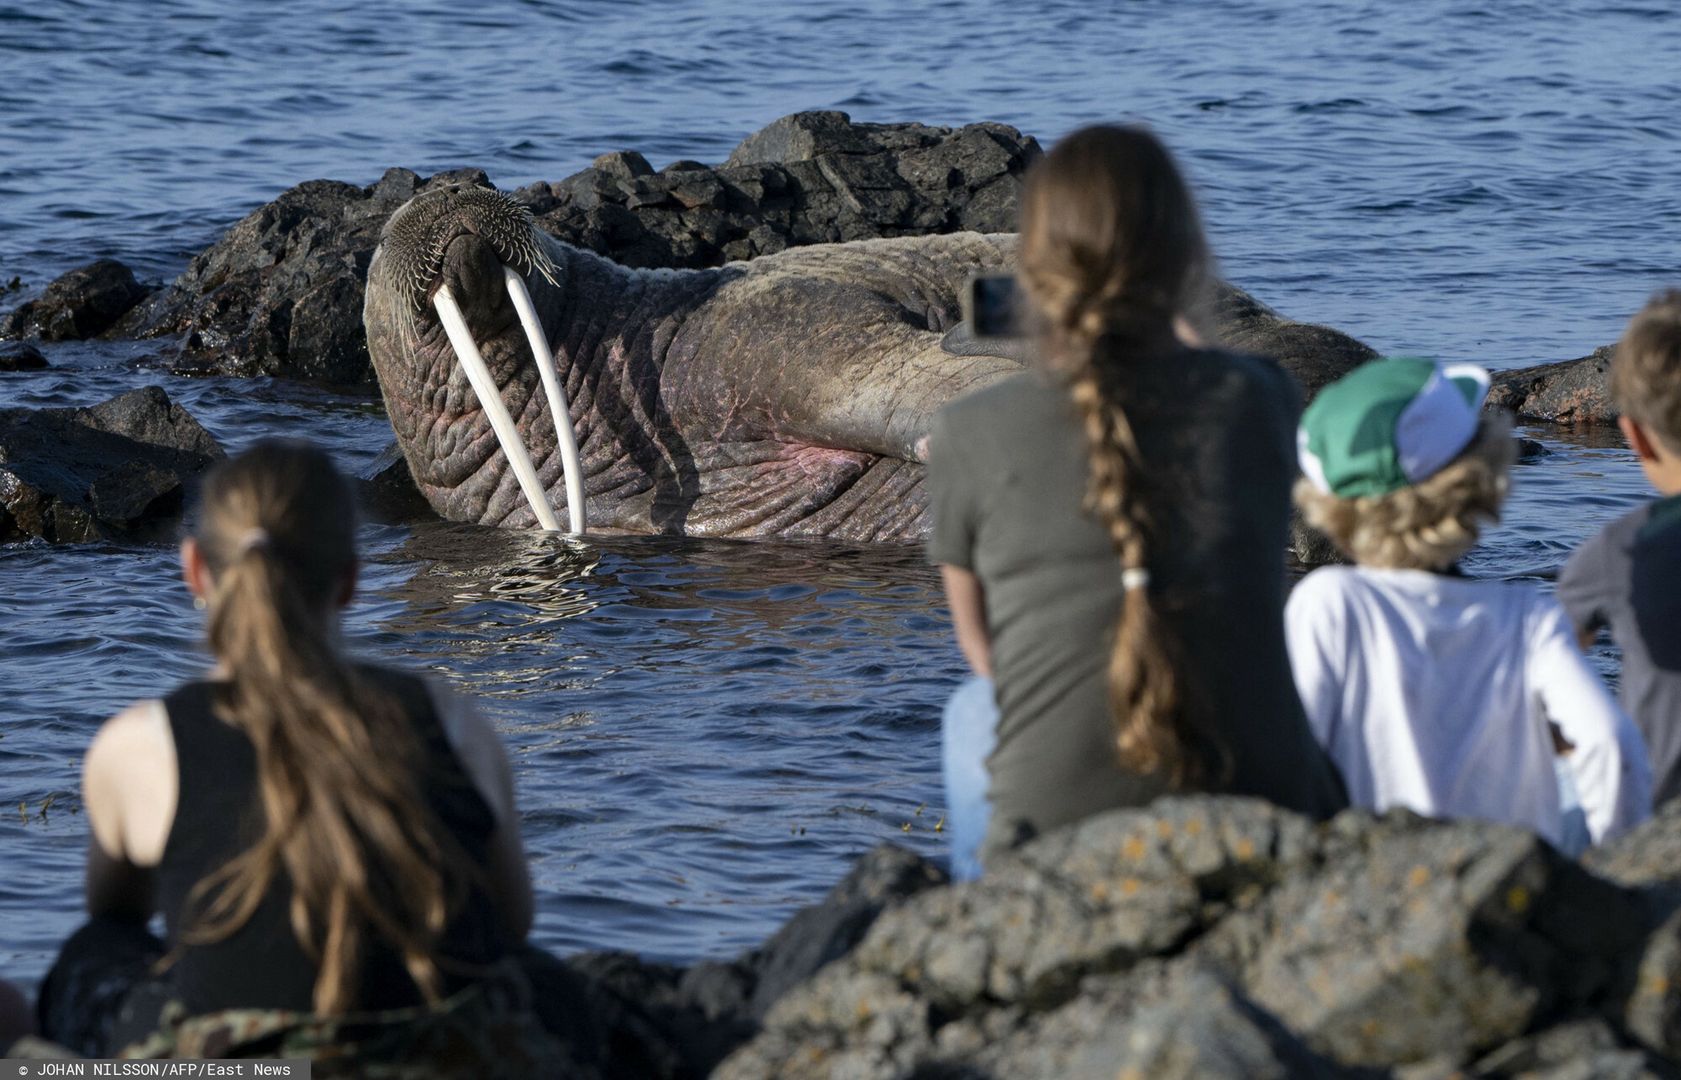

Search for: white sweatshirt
xmin=1285 ymin=566 xmax=1651 ymax=846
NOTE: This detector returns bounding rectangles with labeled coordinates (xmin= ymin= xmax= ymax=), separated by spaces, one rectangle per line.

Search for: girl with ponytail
xmin=928 ymin=126 xmax=1347 ymax=880
xmin=39 ymin=440 xmax=539 ymax=1065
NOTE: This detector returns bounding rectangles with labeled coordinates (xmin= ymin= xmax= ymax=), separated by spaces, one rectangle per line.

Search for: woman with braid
xmin=34 ymin=441 xmax=551 ymax=1071
xmin=928 ymin=126 xmax=1346 ymax=880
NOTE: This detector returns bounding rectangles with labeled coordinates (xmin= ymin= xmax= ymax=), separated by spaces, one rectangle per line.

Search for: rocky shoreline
xmin=0 ymin=111 xmax=1622 ymax=543
xmin=608 ymin=797 xmax=1681 ymax=1078
xmin=0 ymin=110 xmax=1617 ymax=413
xmin=18 ymin=797 xmax=1679 ymax=1077
xmin=407 ymin=798 xmax=1681 ymax=1077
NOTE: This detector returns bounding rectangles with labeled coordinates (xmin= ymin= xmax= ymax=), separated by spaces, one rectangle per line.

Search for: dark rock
xmin=0 ymin=341 xmax=48 ymax=370
xmin=717 ymin=800 xmax=1669 ymax=1079
xmin=1471 ymin=1017 xmax=1680 ymax=1079
xmin=1290 ymin=514 xmax=1345 ymax=568
xmin=1056 ymin=968 xmax=1356 ymax=1080
xmin=565 ymin=950 xmax=753 ymax=1079
xmin=726 ymin=111 xmax=875 ymax=166
xmin=957 ymin=174 xmax=1023 ymax=233
xmin=816 ymin=153 xmax=914 ymax=226
xmin=516 ymin=947 xmax=684 ymax=1080
xmin=81 ymin=385 xmax=222 ymax=457
xmin=717 ymin=799 xmax=1319 ymax=1078
xmin=593 ymin=150 xmax=654 ymax=180
xmin=356 ymin=441 xmax=434 ymax=524
xmin=1488 ymin=347 xmax=1617 ymax=424
xmin=1586 ymin=797 xmax=1681 ymax=889
xmin=527 ymin=112 xmax=1039 ymax=279
xmin=110 ymin=113 xmax=1040 ymax=383
xmin=1519 ymin=436 xmax=1551 ymax=461
xmin=667 ymin=174 xmax=724 ymax=211
xmin=1210 ymin=285 xmax=1379 ymax=400
xmin=746 ymin=843 xmax=947 ymax=1018
xmin=1193 ymin=811 xmax=1650 ymax=1068
xmin=0 ymin=386 xmax=224 ymax=543
xmin=1624 ymin=908 xmax=1681 ymax=1059
xmin=115 ymin=170 xmax=490 ymax=385
xmin=1 ymin=258 xmax=148 ymax=341
xmin=559 ymin=844 xmax=945 ymax=1079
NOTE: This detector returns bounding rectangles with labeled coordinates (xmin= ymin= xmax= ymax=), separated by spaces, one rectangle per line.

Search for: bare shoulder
xmin=84 ymin=699 xmax=177 ymax=865
xmin=86 ymin=700 xmax=172 ymax=780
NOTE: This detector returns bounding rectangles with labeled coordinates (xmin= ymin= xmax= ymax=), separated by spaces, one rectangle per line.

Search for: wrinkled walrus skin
xmin=365 ymin=188 xmax=1021 ymax=541
xmin=363 ymin=187 xmax=1368 ymax=541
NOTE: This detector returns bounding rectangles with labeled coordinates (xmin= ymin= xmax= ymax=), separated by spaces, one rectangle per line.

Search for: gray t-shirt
xmin=1558 ymin=494 xmax=1681 ymax=804
xmin=927 ymin=352 xmax=1347 ymax=838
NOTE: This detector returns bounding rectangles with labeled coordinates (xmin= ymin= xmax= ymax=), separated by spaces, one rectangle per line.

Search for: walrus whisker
xmin=432 ymin=285 xmax=562 ymax=532
xmin=503 ymin=264 xmax=586 ymax=535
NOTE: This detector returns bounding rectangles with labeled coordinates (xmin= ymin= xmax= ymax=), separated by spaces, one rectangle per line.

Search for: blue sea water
xmin=0 ymin=0 xmax=1675 ymax=984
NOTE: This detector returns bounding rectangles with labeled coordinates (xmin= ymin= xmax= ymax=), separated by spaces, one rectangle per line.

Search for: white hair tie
xmin=1121 ymin=567 xmax=1151 ymax=591
xmin=236 ymin=528 xmax=271 ymax=556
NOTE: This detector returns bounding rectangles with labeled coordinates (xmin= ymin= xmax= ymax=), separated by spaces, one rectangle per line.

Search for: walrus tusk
xmin=503 ymin=265 xmax=587 ymax=535
xmin=432 ymin=285 xmax=562 ymax=532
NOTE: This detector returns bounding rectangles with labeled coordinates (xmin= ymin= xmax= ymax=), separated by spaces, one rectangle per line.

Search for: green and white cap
xmin=1298 ymin=357 xmax=1492 ymax=498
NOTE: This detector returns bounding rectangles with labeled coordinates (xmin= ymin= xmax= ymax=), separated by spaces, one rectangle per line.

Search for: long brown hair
xmin=182 ymin=440 xmax=470 ymax=1014
xmin=1018 ymin=124 xmax=1227 ymax=788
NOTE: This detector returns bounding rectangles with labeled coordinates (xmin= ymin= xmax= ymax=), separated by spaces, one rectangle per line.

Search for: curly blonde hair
xmin=1294 ymin=413 xmax=1515 ymax=571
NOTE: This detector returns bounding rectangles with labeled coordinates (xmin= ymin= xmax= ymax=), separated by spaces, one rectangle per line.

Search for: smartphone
xmin=965 ymin=273 xmax=1022 ymax=338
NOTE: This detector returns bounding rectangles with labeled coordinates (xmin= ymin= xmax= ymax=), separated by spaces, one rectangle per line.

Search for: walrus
xmin=364 ymin=186 xmax=1372 ymax=541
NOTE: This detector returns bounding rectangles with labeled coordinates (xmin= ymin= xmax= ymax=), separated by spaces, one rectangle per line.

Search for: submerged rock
xmin=0 ymin=340 xmax=49 ymax=370
xmin=1489 ymin=347 xmax=1617 ymax=424
xmin=1 ymin=258 xmax=148 ymax=342
xmin=357 ymin=440 xmax=433 ymax=524
xmin=0 ymin=386 xmax=224 ymax=543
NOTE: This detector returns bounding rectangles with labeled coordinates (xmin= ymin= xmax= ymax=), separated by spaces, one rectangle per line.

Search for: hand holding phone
xmin=964 ymin=273 xmax=1022 ymax=338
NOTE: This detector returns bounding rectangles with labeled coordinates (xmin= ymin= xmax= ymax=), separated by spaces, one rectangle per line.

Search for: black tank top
xmin=155 ymin=666 xmax=508 ymax=1014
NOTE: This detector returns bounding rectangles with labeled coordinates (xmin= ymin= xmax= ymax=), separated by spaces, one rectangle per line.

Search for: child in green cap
xmin=1287 ymin=357 xmax=1650 ymax=852
xmin=1559 ymin=291 xmax=1681 ymax=807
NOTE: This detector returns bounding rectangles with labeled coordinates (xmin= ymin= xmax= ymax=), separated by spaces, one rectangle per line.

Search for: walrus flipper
xmin=939 ymin=322 xmax=1034 ymax=363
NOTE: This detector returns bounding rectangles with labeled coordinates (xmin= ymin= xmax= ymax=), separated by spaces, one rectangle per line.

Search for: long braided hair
xmin=182 ymin=440 xmax=473 ymax=1014
xmin=1018 ymin=125 xmax=1229 ymax=788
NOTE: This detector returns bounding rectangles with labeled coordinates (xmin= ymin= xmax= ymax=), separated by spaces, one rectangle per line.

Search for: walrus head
xmin=369 ymin=186 xmax=585 ymax=533
xmin=378 ymin=186 xmax=557 ymax=316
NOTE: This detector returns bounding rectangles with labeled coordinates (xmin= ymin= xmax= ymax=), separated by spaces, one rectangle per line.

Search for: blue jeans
xmin=942 ymin=676 xmax=1000 ymax=882
xmin=1555 ymin=757 xmax=1591 ymax=858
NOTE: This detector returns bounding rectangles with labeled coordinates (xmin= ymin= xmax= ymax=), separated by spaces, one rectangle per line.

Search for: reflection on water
xmin=353 ymin=524 xmax=957 ymax=964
